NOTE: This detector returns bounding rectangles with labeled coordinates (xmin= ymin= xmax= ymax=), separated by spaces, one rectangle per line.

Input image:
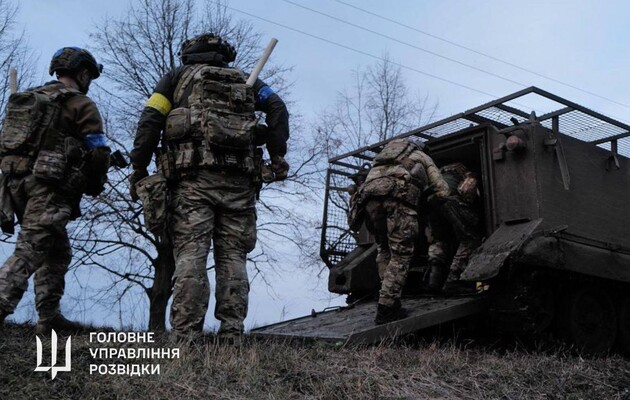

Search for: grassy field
xmin=1 ymin=323 xmax=629 ymax=400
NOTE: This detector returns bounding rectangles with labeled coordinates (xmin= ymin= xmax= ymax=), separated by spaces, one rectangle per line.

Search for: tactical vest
xmin=359 ymin=139 xmax=428 ymax=207
xmin=0 ymin=84 xmax=80 ymax=180
xmin=161 ymin=65 xmax=257 ymax=176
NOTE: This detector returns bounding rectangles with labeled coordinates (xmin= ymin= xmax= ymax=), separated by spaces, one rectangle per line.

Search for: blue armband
xmin=256 ymin=85 xmax=275 ymax=105
xmin=84 ymin=133 xmax=108 ymax=149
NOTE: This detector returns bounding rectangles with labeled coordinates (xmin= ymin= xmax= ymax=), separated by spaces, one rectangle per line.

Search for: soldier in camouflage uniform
xmin=129 ymin=33 xmax=289 ymax=340
xmin=349 ymin=138 xmax=449 ymax=324
xmin=426 ymin=162 xmax=482 ymax=293
xmin=0 ymin=47 xmax=109 ymax=333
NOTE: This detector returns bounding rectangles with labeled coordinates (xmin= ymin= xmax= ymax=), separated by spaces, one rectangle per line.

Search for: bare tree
xmin=73 ymin=0 xmax=319 ymax=331
xmin=0 ymin=0 xmax=36 ymax=116
xmin=311 ymin=55 xmax=439 ymax=250
xmin=0 ymin=0 xmax=41 ymax=245
xmin=316 ymin=54 xmax=438 ymax=161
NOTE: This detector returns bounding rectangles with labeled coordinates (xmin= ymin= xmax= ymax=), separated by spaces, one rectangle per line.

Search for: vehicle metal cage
xmin=320 ymin=86 xmax=630 ymax=268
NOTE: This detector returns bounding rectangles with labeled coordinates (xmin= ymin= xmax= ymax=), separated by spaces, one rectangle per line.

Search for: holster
xmin=157 ymin=148 xmax=176 ymax=182
xmin=136 ymin=173 xmax=168 ymax=235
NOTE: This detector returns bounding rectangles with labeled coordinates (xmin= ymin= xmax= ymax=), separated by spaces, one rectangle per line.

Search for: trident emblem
xmin=35 ymin=329 xmax=72 ymax=379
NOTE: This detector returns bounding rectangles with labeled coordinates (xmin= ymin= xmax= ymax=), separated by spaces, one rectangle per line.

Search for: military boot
xmin=216 ymin=325 xmax=245 ymax=347
xmin=169 ymin=329 xmax=206 ymax=347
xmin=216 ymin=332 xmax=243 ymax=347
xmin=374 ymin=300 xmax=408 ymax=325
xmin=35 ymin=314 xmax=84 ymax=336
xmin=442 ymin=271 xmax=476 ymax=295
xmin=426 ymin=260 xmax=448 ymax=293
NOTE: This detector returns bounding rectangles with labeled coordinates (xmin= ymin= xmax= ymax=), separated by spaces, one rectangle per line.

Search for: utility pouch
xmin=202 ymin=110 xmax=256 ymax=150
xmin=361 ymin=174 xmax=397 ymax=198
xmin=164 ymin=107 xmax=191 ymax=141
xmin=136 ymin=173 xmax=167 ymax=234
xmin=157 ymin=149 xmax=176 ymax=181
xmin=32 ymin=145 xmax=67 ymax=183
xmin=173 ymin=142 xmax=197 ymax=171
xmin=0 ymin=155 xmax=31 ymax=176
xmin=0 ymin=173 xmax=15 ymax=235
xmin=65 ymin=136 xmax=86 ymax=166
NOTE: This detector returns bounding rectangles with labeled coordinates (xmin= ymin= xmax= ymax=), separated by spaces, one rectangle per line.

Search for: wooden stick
xmin=246 ymin=38 xmax=278 ymax=86
xmin=9 ymin=67 xmax=17 ymax=94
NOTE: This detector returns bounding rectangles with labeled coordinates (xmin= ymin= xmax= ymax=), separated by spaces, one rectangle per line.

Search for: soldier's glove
xmin=261 ymin=163 xmax=275 ymax=183
xmin=271 ymin=155 xmax=289 ymax=181
xmin=129 ymin=169 xmax=148 ymax=202
xmin=84 ymin=146 xmax=111 ymax=197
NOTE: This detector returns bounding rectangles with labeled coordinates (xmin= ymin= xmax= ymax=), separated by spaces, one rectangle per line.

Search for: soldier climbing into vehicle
xmin=348 ymin=138 xmax=450 ymax=324
xmin=426 ymin=162 xmax=482 ymax=293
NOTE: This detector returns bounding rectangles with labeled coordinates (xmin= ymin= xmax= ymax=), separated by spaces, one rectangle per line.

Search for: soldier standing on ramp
xmin=129 ymin=33 xmax=289 ymax=341
xmin=0 ymin=48 xmax=110 ymax=333
xmin=348 ymin=138 xmax=449 ymax=324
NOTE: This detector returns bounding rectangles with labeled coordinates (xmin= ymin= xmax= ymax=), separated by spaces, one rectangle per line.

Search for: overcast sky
xmin=7 ymin=0 xmax=630 ymax=331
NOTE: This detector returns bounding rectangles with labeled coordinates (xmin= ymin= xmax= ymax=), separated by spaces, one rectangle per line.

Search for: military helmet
xmin=180 ymin=33 xmax=236 ymax=64
xmin=49 ymin=47 xmax=103 ymax=79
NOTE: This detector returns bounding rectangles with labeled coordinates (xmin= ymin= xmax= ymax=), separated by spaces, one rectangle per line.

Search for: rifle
xmin=110 ymin=150 xmax=128 ymax=169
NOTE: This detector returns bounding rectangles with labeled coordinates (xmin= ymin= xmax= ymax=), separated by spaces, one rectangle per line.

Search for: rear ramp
xmin=251 ymin=295 xmax=488 ymax=345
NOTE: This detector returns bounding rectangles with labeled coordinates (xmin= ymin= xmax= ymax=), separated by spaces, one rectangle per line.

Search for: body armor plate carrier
xmin=162 ymin=65 xmax=256 ymax=177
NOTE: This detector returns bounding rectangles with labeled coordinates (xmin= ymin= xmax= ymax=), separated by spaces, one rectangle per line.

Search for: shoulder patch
xmin=257 ymin=85 xmax=274 ymax=104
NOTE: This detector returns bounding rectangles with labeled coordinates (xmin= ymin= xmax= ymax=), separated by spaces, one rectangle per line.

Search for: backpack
xmin=373 ymin=138 xmax=420 ymax=168
xmin=359 ymin=139 xmax=428 ymax=207
xmin=0 ymin=91 xmax=59 ymax=156
xmin=0 ymin=85 xmax=78 ymax=176
xmin=166 ymin=65 xmax=256 ymax=151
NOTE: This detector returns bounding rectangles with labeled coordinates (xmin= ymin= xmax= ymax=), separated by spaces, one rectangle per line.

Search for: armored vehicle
xmin=253 ymin=87 xmax=630 ymax=354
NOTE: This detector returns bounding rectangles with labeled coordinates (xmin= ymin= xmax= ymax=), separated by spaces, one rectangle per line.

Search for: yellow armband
xmin=145 ymin=93 xmax=172 ymax=116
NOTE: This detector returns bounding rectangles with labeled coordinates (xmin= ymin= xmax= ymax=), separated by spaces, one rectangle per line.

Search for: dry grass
xmin=1 ymin=323 xmax=629 ymax=400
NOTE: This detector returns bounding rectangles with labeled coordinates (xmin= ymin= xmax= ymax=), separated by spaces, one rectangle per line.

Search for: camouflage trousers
xmin=169 ymin=169 xmax=257 ymax=336
xmin=427 ymin=198 xmax=481 ymax=281
xmin=0 ymin=174 xmax=74 ymax=323
xmin=364 ymin=198 xmax=419 ymax=307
